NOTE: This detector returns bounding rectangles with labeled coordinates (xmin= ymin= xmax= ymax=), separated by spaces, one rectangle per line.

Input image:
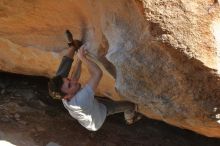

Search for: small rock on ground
xmin=46 ymin=142 xmax=61 ymax=146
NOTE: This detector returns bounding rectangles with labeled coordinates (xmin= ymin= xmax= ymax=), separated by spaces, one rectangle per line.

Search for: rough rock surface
xmin=0 ymin=73 xmax=220 ymax=146
xmin=0 ymin=0 xmax=220 ymax=137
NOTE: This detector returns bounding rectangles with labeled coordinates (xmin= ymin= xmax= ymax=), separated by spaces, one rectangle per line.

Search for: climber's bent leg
xmin=56 ymin=48 xmax=75 ymax=77
xmin=55 ymin=30 xmax=82 ymax=77
xmin=97 ymin=97 xmax=138 ymax=124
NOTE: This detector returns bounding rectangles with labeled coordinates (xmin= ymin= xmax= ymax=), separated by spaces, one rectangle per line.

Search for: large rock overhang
xmin=0 ymin=0 xmax=220 ymax=137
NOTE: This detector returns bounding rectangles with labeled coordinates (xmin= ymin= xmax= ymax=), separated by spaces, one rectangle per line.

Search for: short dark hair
xmin=48 ymin=75 xmax=66 ymax=100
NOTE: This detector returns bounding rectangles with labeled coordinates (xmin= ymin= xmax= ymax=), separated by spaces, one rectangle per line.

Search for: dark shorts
xmin=56 ymin=56 xmax=73 ymax=77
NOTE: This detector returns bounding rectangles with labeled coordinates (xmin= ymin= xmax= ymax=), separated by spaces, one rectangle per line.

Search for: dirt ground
xmin=0 ymin=72 xmax=220 ymax=146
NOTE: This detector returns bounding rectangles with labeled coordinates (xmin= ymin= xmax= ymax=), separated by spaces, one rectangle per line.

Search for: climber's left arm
xmin=71 ymin=58 xmax=82 ymax=81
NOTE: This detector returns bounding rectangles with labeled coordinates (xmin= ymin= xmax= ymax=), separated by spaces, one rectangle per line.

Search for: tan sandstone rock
xmin=0 ymin=0 xmax=220 ymax=137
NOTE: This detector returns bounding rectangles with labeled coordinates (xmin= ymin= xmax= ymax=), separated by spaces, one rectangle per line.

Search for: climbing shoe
xmin=126 ymin=112 xmax=143 ymax=125
xmin=65 ymin=30 xmax=82 ymax=51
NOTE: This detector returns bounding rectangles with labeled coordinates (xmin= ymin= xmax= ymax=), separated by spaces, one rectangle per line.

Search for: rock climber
xmin=48 ymin=30 xmax=141 ymax=131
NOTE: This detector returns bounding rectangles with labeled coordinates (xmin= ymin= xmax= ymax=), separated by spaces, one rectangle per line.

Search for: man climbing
xmin=48 ymin=30 xmax=141 ymax=131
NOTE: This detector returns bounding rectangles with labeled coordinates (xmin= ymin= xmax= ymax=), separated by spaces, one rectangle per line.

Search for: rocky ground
xmin=0 ymin=72 xmax=220 ymax=146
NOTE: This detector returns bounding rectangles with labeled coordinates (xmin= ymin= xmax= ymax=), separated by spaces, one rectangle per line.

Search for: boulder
xmin=0 ymin=0 xmax=220 ymax=137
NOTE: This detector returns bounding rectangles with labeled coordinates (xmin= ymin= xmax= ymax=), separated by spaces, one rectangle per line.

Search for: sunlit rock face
xmin=0 ymin=0 xmax=220 ymax=137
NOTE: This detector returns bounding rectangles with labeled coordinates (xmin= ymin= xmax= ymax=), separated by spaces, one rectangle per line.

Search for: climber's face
xmin=61 ymin=78 xmax=81 ymax=100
